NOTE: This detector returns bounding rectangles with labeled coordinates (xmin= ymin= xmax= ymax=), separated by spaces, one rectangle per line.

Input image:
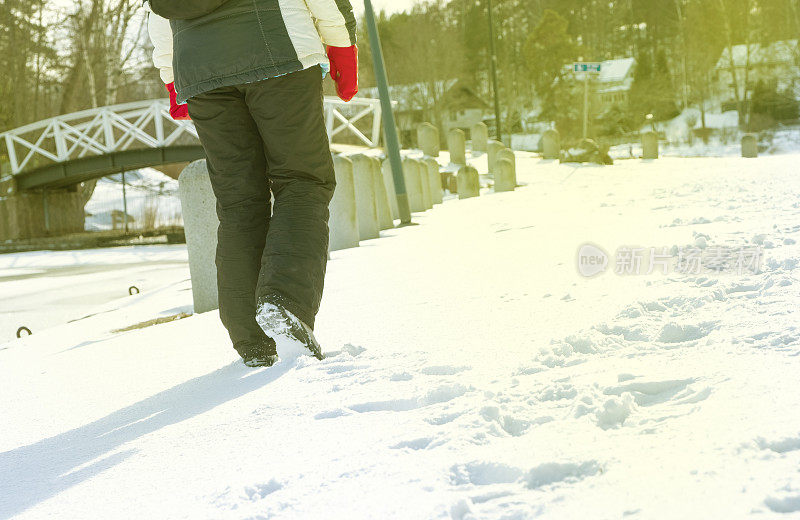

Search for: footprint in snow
xmin=765 ymin=492 xmax=800 ymax=514
xmin=449 ymin=460 xmax=602 ymax=489
xmin=242 ymin=479 xmax=283 ymax=501
xmin=348 ymin=383 xmax=469 ymax=413
xmin=314 ymin=408 xmax=350 ymax=420
xmin=420 ymin=365 xmax=471 ymax=376
xmin=390 ymin=437 xmax=434 ymax=450
xmin=755 ymin=434 xmax=800 ymax=454
xmin=603 ymin=378 xmax=698 ymax=407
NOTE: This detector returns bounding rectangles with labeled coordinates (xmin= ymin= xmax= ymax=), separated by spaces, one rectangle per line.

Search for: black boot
xmin=256 ymin=295 xmax=325 ymax=361
xmin=235 ymin=337 xmax=279 ymax=368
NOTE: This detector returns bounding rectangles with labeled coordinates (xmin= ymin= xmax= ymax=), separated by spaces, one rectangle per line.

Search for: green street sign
xmin=574 ymin=62 xmax=602 ymax=73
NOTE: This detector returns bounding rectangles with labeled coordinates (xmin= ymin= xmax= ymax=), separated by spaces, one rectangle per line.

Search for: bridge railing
xmin=0 ymin=96 xmax=383 ymax=179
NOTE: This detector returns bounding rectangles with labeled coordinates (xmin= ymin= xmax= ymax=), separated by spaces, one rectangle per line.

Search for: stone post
xmin=351 ymin=155 xmax=380 ymax=240
xmin=424 ymin=158 xmax=443 ymax=205
xmin=457 ymin=165 xmax=480 ymax=199
xmin=402 ymin=157 xmax=425 ymax=212
xmin=417 ymin=123 xmax=440 ymax=157
xmin=642 ymin=131 xmax=659 ymax=160
xmin=415 ymin=158 xmax=433 ymax=210
xmin=446 ymin=174 xmax=458 ymax=194
xmin=448 ymin=128 xmax=467 ymax=165
xmin=370 ymin=156 xmax=394 ymax=229
xmin=497 ymin=148 xmax=517 ymax=187
xmin=542 ymin=129 xmax=560 ymax=160
xmin=178 ymin=160 xmax=220 ymax=314
xmin=329 ymin=155 xmax=360 ymax=251
xmin=494 ymin=158 xmax=515 ymax=192
xmin=381 ymin=158 xmax=400 ymax=220
xmin=742 ymin=133 xmax=758 ymax=158
xmin=487 ymin=139 xmax=504 ymax=172
xmin=472 ymin=122 xmax=489 ymax=152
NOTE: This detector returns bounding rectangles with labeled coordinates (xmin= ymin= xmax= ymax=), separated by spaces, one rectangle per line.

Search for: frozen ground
xmin=2 ymin=152 xmax=800 ymax=519
xmin=0 ymin=246 xmax=189 ymax=343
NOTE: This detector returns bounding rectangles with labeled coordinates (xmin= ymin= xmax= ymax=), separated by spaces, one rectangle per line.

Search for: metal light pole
xmin=121 ymin=170 xmax=129 ymax=234
xmin=487 ymin=0 xmax=503 ymax=144
xmin=583 ymin=72 xmax=590 ymax=139
xmin=364 ymin=0 xmax=411 ymax=224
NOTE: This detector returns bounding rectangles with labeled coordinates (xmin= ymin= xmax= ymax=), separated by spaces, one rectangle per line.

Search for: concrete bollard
xmin=424 ymin=157 xmax=443 ymax=205
xmin=497 ymin=148 xmax=517 ymax=187
xmin=381 ymin=159 xmax=400 ymax=220
xmin=542 ymin=129 xmax=560 ymax=160
xmin=329 ymin=155 xmax=359 ymax=251
xmin=351 ymin=155 xmax=380 ymax=240
xmin=642 ymin=131 xmax=659 ymax=160
xmin=494 ymin=158 xmax=515 ymax=192
xmin=457 ymin=165 xmax=480 ymax=199
xmin=178 ymin=160 xmax=220 ymax=314
xmin=370 ymin=156 xmax=394 ymax=229
xmin=487 ymin=139 xmax=505 ymax=172
xmin=402 ymin=157 xmax=425 ymax=212
xmin=415 ymin=158 xmax=433 ymax=210
xmin=472 ymin=122 xmax=489 ymax=152
xmin=417 ymin=122 xmax=440 ymax=157
xmin=446 ymin=174 xmax=458 ymax=194
xmin=448 ymin=128 xmax=467 ymax=165
xmin=742 ymin=133 xmax=758 ymax=158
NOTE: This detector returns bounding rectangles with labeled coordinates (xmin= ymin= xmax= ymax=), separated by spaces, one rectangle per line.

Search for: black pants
xmin=187 ymin=66 xmax=335 ymax=349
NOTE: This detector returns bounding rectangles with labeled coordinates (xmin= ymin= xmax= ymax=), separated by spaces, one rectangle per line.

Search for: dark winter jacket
xmin=146 ymin=0 xmax=356 ymax=103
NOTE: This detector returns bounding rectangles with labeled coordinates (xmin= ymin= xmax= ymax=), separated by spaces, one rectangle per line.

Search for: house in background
xmin=593 ymin=57 xmax=637 ymax=110
xmin=714 ymin=39 xmax=799 ymax=106
xmin=360 ymin=80 xmax=490 ymax=147
xmin=562 ymin=57 xmax=636 ymax=112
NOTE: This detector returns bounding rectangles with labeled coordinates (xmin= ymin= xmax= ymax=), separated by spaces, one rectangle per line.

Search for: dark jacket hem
xmin=177 ymin=59 xmax=304 ymax=103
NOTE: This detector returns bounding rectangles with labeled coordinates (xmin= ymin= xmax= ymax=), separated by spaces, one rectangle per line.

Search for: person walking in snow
xmin=145 ymin=0 xmax=358 ymax=367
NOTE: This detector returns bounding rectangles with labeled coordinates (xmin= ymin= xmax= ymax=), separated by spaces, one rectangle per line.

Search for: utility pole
xmin=487 ymin=0 xmax=503 ymax=144
xmin=573 ymin=62 xmax=601 ymax=140
xmin=364 ymin=0 xmax=411 ymax=225
xmin=583 ymin=72 xmax=590 ymax=139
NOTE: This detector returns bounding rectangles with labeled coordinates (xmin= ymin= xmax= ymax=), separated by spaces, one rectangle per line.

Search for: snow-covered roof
xmin=598 ymin=57 xmax=636 ymax=83
xmin=564 ymin=57 xmax=636 ymax=85
xmin=716 ymin=39 xmax=798 ymax=69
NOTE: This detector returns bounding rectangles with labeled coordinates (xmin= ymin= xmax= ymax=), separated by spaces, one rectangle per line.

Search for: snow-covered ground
xmin=0 ymin=245 xmax=189 ymax=344
xmin=2 ymin=152 xmax=800 ymax=519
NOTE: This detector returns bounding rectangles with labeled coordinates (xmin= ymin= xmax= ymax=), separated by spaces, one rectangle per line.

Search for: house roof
xmin=564 ymin=57 xmax=636 ymax=85
xmin=598 ymin=57 xmax=636 ymax=83
xmin=716 ymin=39 xmax=799 ymax=69
xmin=358 ymin=79 xmax=489 ymax=113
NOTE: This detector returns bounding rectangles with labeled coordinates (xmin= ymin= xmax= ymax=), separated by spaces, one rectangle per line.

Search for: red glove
xmin=327 ymin=45 xmax=359 ymax=102
xmin=165 ymin=82 xmax=190 ymax=120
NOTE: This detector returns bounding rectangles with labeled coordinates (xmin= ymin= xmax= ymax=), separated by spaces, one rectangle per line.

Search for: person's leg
xmin=243 ymin=66 xmax=335 ymax=330
xmin=187 ymin=86 xmax=274 ymax=355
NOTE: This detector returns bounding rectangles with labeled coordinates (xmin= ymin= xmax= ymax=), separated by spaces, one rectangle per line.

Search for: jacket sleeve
xmin=303 ymin=0 xmax=357 ymax=47
xmin=145 ymin=4 xmax=175 ymax=84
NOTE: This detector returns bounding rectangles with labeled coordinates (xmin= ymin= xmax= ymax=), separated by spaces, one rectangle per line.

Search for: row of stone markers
xmin=639 ymin=131 xmax=761 ymax=159
xmin=417 ymin=121 xmax=518 ymax=197
xmin=178 ymin=125 xmax=523 ymax=312
xmin=328 ymin=153 xmax=445 ymax=252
